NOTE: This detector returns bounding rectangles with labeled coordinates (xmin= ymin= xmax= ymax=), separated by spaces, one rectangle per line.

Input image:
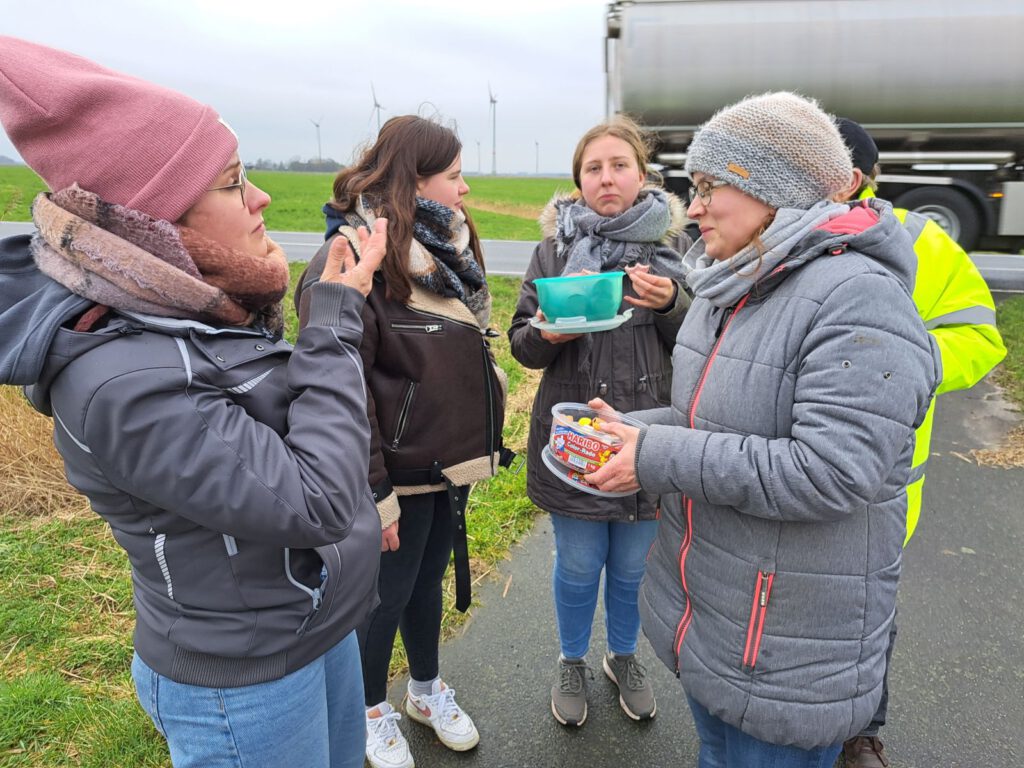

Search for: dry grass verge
xmin=0 ymin=387 xmax=89 ymax=521
xmin=972 ymin=424 xmax=1024 ymax=467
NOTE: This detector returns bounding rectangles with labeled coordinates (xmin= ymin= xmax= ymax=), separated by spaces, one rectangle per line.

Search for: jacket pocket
xmin=742 ymin=568 xmax=775 ymax=670
xmin=389 ymin=319 xmax=446 ymax=335
xmin=190 ymin=333 xmax=286 ymax=371
xmin=638 ymin=371 xmax=672 ymax=407
xmin=389 ymin=380 xmax=418 ymax=451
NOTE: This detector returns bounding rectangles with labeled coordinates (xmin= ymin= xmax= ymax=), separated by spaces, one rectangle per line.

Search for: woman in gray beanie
xmin=586 ymin=92 xmax=940 ymax=765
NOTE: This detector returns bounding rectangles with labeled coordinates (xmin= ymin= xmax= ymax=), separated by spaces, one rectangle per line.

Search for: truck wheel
xmin=893 ymin=187 xmax=980 ymax=251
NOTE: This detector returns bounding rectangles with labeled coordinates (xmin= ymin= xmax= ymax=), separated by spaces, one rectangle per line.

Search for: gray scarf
xmin=555 ymin=188 xmax=687 ymax=284
xmin=685 ymin=201 xmax=850 ymax=307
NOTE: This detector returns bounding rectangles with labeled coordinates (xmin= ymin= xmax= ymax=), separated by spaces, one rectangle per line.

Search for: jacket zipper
xmin=672 ymin=495 xmax=694 ymax=675
xmin=481 ymin=341 xmax=496 ymax=470
xmin=391 ymin=382 xmax=418 ymax=450
xmin=743 ymin=570 xmax=774 ymax=669
xmin=391 ymin=321 xmax=444 ymax=334
xmin=672 ymin=292 xmax=752 ymax=674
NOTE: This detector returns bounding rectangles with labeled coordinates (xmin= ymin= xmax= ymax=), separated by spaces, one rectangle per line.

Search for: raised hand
xmin=321 ymin=218 xmax=388 ymax=297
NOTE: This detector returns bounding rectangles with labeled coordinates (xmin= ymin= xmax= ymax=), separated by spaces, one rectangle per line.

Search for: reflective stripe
xmin=173 ymin=337 xmax=193 ymax=386
xmin=154 ymin=534 xmax=174 ymax=600
xmin=226 ymin=369 xmax=273 ymax=394
xmin=52 ymin=408 xmax=92 ymax=454
xmin=223 ymin=535 xmax=238 ymax=557
xmin=924 ymin=306 xmax=997 ymax=330
xmin=340 ymin=340 xmax=367 ymax=399
xmin=907 ymin=461 xmax=927 ymax=486
xmin=283 ymin=549 xmax=324 ymax=610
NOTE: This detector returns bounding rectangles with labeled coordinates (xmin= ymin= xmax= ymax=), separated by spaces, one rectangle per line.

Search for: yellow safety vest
xmin=861 ymin=190 xmax=1007 ymax=543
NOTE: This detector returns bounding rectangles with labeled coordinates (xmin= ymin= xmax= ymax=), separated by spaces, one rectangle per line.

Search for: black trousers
xmin=357 ymin=490 xmax=458 ymax=706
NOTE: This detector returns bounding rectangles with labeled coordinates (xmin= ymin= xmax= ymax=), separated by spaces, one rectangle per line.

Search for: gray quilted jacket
xmin=632 ymin=200 xmax=940 ymax=748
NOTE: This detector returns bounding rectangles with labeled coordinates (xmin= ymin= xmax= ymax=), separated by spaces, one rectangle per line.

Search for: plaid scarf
xmin=410 ymin=197 xmax=490 ymax=327
xmin=30 ymin=186 xmax=289 ymax=334
xmin=363 ymin=195 xmax=490 ymax=328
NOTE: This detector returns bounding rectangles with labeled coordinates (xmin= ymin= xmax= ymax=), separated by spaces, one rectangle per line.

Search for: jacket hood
xmin=785 ymin=197 xmax=918 ymax=294
xmin=538 ymin=186 xmax=688 ymax=242
xmin=0 ymin=234 xmax=91 ymax=388
xmin=690 ymin=198 xmax=918 ymax=306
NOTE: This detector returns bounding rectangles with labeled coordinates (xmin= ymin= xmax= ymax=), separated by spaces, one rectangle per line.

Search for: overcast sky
xmin=1 ymin=0 xmax=609 ymax=174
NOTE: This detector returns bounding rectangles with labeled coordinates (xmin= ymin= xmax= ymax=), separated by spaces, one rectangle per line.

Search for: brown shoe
xmin=841 ymin=736 xmax=890 ymax=768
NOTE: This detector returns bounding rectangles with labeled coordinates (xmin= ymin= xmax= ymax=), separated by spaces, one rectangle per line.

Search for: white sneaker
xmin=404 ymin=679 xmax=480 ymax=752
xmin=365 ymin=702 xmax=414 ymax=768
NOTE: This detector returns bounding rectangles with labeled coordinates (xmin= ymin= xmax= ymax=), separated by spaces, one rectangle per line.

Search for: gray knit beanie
xmin=685 ymin=92 xmax=853 ymax=210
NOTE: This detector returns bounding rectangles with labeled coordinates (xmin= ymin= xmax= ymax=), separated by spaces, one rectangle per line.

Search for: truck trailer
xmin=606 ymin=0 xmax=1024 ymax=251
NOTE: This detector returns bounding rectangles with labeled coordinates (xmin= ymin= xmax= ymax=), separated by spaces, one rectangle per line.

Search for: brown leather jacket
xmin=296 ymin=234 xmax=507 ymax=528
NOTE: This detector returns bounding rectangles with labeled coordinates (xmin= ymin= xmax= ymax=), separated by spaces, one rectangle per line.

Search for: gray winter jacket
xmin=508 ymin=198 xmax=691 ymax=522
xmin=0 ymin=234 xmax=381 ymax=688
xmin=633 ymin=201 xmax=940 ymax=748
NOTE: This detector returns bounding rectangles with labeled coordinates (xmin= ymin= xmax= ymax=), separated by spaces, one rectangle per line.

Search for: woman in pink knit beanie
xmin=0 ymin=36 xmax=387 ymax=768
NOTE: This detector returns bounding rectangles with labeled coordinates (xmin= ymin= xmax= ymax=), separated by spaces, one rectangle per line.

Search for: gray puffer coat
xmin=632 ymin=200 xmax=940 ymax=748
xmin=508 ymin=194 xmax=691 ymax=522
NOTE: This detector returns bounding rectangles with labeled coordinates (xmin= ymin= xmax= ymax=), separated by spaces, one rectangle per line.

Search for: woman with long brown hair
xmin=296 ymin=115 xmax=508 ymax=768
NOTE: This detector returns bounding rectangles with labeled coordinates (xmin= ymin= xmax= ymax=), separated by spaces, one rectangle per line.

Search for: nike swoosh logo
xmin=412 ymin=700 xmax=431 ymax=718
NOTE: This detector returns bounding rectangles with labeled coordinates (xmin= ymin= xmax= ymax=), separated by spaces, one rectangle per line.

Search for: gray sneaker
xmin=551 ymin=657 xmax=590 ymax=726
xmin=603 ymin=653 xmax=657 ymax=720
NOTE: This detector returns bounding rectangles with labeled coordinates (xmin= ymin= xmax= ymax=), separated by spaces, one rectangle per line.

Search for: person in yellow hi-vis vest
xmin=834 ymin=119 xmax=1007 ymax=768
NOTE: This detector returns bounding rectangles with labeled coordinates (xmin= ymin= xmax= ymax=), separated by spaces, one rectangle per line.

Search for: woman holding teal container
xmin=507 ymin=115 xmax=690 ymax=727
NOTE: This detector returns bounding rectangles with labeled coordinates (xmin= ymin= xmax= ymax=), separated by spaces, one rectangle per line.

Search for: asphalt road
xmin=1 ymin=222 xmax=1022 ymax=288
xmin=390 ymin=374 xmax=1023 ymax=768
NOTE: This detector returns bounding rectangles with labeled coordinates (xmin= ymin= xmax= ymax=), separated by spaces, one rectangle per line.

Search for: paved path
xmin=389 ymin=376 xmax=1023 ymax=767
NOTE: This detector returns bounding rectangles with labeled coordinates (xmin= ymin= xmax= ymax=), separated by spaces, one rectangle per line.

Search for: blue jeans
xmin=550 ymin=513 xmax=658 ymax=658
xmin=132 ymin=630 xmax=364 ymax=768
xmin=687 ymin=694 xmax=843 ymax=768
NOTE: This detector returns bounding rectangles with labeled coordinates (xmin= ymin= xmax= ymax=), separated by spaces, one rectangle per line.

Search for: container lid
xmin=530 ymin=309 xmax=633 ymax=335
xmin=550 ymin=401 xmax=645 ymax=435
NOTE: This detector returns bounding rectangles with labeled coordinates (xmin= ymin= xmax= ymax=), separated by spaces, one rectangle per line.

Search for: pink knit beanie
xmin=0 ymin=36 xmax=237 ymax=223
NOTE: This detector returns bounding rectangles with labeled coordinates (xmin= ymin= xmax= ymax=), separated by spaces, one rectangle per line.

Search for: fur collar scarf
xmin=31 ymin=186 xmax=289 ymax=334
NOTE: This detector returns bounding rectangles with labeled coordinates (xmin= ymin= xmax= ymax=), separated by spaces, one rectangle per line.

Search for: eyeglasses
xmin=687 ymin=178 xmax=729 ymax=207
xmin=208 ymin=163 xmax=248 ymax=207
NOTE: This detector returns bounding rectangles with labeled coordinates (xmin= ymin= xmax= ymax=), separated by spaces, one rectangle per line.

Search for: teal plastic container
xmin=533 ymin=272 xmax=624 ymax=322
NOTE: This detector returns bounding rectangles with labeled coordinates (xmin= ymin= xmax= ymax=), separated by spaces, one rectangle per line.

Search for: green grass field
xmin=0 ymin=166 xmax=569 ymax=241
xmin=995 ymin=296 xmax=1024 ymax=406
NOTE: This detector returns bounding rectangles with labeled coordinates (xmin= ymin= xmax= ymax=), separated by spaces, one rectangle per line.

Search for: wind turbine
xmin=309 ymin=116 xmax=322 ymax=163
xmin=370 ymin=83 xmax=384 ymax=134
xmin=488 ymin=84 xmax=497 ymax=176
